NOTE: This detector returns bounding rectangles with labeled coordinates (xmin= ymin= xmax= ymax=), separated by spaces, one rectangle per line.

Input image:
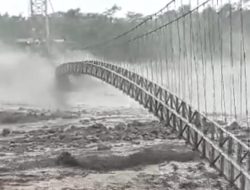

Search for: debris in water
xmin=2 ymin=128 xmax=10 ymax=137
xmin=227 ymin=121 xmax=241 ymax=130
xmin=56 ymin=152 xmax=79 ymax=167
xmin=97 ymin=143 xmax=112 ymax=151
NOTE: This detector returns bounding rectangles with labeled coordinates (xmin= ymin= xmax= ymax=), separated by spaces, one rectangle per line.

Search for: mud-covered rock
xmin=63 ymin=125 xmax=76 ymax=132
xmin=123 ymin=133 xmax=138 ymax=141
xmin=179 ymin=181 xmax=200 ymax=189
xmin=59 ymin=134 xmax=65 ymax=140
xmin=2 ymin=128 xmax=10 ymax=137
xmin=171 ymin=163 xmax=179 ymax=171
xmin=56 ymin=152 xmax=79 ymax=166
xmin=132 ymin=140 xmax=141 ymax=145
xmin=47 ymin=129 xmax=56 ymax=134
xmin=89 ymin=123 xmax=106 ymax=129
xmin=86 ymin=135 xmax=99 ymax=143
xmin=196 ymin=162 xmax=206 ymax=171
xmin=216 ymin=120 xmax=227 ymax=125
xmin=227 ymin=121 xmax=241 ymax=130
xmin=97 ymin=143 xmax=112 ymax=151
xmin=114 ymin=122 xmax=127 ymax=130
xmin=9 ymin=141 xmax=15 ymax=147
xmin=128 ymin=120 xmax=145 ymax=127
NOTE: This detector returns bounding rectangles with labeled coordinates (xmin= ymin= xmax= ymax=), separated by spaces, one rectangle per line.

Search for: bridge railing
xmin=91 ymin=61 xmax=250 ymax=171
xmin=56 ymin=60 xmax=250 ymax=189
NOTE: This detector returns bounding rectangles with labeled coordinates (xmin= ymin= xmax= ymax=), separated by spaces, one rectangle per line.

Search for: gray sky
xmin=0 ymin=0 xmax=169 ymax=17
xmin=0 ymin=0 xmax=245 ymax=17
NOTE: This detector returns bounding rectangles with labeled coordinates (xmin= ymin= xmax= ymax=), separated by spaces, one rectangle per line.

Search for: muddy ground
xmin=0 ymin=104 xmax=238 ymax=190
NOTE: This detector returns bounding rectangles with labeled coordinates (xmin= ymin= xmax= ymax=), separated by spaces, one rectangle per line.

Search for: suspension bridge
xmin=28 ymin=0 xmax=250 ymax=189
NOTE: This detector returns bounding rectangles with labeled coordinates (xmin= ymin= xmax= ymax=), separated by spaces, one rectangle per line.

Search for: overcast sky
xmin=0 ymin=0 xmax=243 ymax=17
xmin=0 ymin=0 xmax=171 ymax=17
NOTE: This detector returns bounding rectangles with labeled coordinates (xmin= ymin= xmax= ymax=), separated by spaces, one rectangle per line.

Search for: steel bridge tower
xmin=29 ymin=0 xmax=50 ymax=52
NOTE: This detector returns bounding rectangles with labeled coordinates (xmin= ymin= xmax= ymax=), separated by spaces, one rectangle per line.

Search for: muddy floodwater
xmin=0 ymin=78 xmax=237 ymax=190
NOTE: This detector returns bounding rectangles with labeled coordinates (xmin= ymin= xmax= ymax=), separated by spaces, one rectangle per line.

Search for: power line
xmin=129 ymin=0 xmax=211 ymax=42
xmin=83 ymin=0 xmax=176 ymax=50
xmin=48 ymin=0 xmax=55 ymax=13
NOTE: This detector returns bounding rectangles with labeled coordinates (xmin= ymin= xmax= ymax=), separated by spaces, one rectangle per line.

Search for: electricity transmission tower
xmin=29 ymin=0 xmax=50 ymax=52
xmin=16 ymin=0 xmax=64 ymax=55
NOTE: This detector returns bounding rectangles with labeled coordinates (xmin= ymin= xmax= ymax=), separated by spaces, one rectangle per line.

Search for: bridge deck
xmin=56 ymin=60 xmax=250 ymax=190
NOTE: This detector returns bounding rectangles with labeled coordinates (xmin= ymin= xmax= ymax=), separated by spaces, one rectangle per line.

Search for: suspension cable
xmin=197 ymin=0 xmax=207 ymax=114
xmin=163 ymin=26 xmax=170 ymax=89
xmin=239 ymin=0 xmax=249 ymax=134
xmin=208 ymin=0 xmax=216 ymax=118
xmin=168 ymin=11 xmax=177 ymax=94
xmin=189 ymin=0 xmax=194 ymax=105
xmin=83 ymin=0 xmax=175 ymax=50
xmin=130 ymin=0 xmax=212 ymax=42
xmin=159 ymin=29 xmax=164 ymax=86
xmin=229 ymin=0 xmax=237 ymax=119
xmin=181 ymin=0 xmax=188 ymax=101
xmin=48 ymin=0 xmax=55 ymax=13
xmin=194 ymin=0 xmax=201 ymax=111
xmin=175 ymin=0 xmax=182 ymax=97
xmin=217 ymin=0 xmax=227 ymax=121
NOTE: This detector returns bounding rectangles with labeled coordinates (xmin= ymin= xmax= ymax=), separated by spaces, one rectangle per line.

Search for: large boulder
xmin=2 ymin=128 xmax=11 ymax=137
xmin=227 ymin=121 xmax=241 ymax=130
xmin=56 ymin=152 xmax=79 ymax=166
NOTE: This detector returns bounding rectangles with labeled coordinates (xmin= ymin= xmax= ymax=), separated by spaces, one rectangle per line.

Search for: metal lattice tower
xmin=30 ymin=0 xmax=50 ymax=50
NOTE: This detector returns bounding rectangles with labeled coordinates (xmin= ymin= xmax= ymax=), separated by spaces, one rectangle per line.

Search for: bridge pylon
xmin=29 ymin=0 xmax=50 ymax=53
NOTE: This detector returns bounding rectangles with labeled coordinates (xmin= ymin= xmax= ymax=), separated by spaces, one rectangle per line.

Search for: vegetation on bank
xmin=0 ymin=4 xmax=249 ymax=61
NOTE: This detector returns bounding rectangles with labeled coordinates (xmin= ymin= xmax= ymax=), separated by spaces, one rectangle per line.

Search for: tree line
xmin=0 ymin=4 xmax=250 ymax=62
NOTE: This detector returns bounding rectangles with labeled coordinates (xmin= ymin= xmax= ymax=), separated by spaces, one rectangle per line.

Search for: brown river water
xmin=0 ymin=76 xmax=237 ymax=190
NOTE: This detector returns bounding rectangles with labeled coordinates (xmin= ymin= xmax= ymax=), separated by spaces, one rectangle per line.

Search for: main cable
xmin=83 ymin=0 xmax=175 ymax=50
xmin=130 ymin=0 xmax=212 ymax=42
